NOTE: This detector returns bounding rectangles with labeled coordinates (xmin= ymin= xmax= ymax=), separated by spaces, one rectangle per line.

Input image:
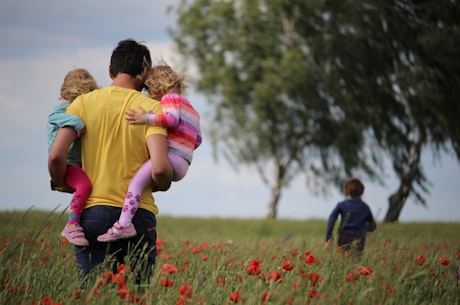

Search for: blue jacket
xmin=325 ymin=197 xmax=376 ymax=241
xmin=47 ymin=103 xmax=85 ymax=166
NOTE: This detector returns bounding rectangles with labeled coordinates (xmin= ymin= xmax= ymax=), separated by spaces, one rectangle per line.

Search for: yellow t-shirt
xmin=67 ymin=86 xmax=167 ymax=214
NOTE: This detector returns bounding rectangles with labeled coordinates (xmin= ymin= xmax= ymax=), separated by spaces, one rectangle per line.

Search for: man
xmin=48 ymin=39 xmax=173 ymax=284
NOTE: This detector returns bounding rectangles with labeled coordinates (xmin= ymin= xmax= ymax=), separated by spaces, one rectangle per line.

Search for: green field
xmin=1 ymin=210 xmax=458 ymax=305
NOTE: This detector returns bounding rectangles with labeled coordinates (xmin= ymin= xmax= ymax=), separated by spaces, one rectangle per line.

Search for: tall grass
xmin=1 ymin=210 xmax=458 ymax=304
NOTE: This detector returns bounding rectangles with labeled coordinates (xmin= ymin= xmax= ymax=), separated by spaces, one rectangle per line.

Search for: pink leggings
xmin=118 ymin=153 xmax=189 ymax=226
xmin=64 ymin=165 xmax=92 ymax=225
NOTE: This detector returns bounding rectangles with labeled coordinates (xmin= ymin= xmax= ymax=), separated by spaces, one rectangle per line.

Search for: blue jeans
xmin=75 ymin=205 xmax=157 ymax=285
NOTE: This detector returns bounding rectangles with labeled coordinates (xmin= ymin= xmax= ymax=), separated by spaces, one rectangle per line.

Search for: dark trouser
xmin=337 ymin=233 xmax=365 ymax=257
xmin=75 ymin=205 xmax=157 ymax=286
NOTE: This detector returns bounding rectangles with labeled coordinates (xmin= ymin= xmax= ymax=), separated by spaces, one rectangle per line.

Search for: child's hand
xmin=77 ymin=126 xmax=86 ymax=137
xmin=125 ymin=106 xmax=147 ymax=124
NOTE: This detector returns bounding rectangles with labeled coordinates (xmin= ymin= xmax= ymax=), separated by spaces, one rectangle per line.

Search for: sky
xmin=0 ymin=0 xmax=459 ymax=223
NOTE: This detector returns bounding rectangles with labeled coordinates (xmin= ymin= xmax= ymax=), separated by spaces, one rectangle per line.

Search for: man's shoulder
xmin=134 ymin=94 xmax=162 ymax=110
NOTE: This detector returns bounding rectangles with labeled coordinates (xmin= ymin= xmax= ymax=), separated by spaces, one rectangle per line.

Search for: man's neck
xmin=111 ymin=73 xmax=141 ymax=91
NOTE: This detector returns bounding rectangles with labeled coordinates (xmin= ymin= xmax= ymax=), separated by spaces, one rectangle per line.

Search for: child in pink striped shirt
xmin=98 ymin=64 xmax=202 ymax=242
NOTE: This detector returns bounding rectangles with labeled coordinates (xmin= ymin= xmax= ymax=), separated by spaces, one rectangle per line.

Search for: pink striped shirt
xmin=146 ymin=93 xmax=202 ymax=163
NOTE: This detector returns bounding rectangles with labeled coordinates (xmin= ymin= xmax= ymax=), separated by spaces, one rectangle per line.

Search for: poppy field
xmin=1 ymin=210 xmax=459 ymax=305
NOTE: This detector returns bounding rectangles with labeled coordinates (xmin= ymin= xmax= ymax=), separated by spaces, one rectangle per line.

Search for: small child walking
xmin=97 ymin=64 xmax=202 ymax=242
xmin=48 ymin=68 xmax=98 ymax=246
xmin=325 ymin=177 xmax=376 ymax=259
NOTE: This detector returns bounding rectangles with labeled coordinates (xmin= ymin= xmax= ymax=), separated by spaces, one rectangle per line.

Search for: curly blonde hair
xmin=60 ymin=68 xmax=98 ymax=103
xmin=144 ymin=64 xmax=187 ymax=101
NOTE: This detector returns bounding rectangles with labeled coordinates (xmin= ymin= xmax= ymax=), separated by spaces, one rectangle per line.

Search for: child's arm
xmin=125 ymin=106 xmax=148 ymax=124
xmin=366 ymin=216 xmax=377 ymax=232
xmin=125 ymin=105 xmax=180 ymax=128
xmin=48 ymin=111 xmax=85 ymax=133
xmin=126 ymin=95 xmax=182 ymax=128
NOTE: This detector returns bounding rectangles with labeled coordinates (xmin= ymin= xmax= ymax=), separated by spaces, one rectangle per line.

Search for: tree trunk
xmin=384 ymin=127 xmax=422 ymax=223
xmin=265 ymin=163 xmax=285 ymax=219
xmin=266 ymin=182 xmax=282 ymax=219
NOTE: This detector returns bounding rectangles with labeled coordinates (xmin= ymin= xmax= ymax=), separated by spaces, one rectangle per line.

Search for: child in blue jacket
xmin=325 ymin=177 xmax=376 ymax=258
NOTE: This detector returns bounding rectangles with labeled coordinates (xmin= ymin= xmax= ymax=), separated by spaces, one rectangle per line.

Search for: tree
xmin=170 ymin=0 xmax=379 ymax=218
xmin=169 ymin=0 xmax=460 ymax=220
xmin=298 ymin=0 xmax=460 ymax=222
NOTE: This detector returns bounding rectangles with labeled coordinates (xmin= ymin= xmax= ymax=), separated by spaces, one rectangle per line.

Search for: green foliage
xmin=1 ymin=211 xmax=459 ymax=304
xmin=169 ymin=0 xmax=460 ymax=219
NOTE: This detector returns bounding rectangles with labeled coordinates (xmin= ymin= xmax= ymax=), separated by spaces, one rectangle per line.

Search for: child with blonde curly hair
xmin=97 ymin=63 xmax=202 ymax=242
xmin=48 ymin=68 xmax=98 ymax=246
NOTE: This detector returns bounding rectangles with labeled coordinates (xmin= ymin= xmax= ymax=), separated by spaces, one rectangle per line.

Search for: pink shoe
xmin=97 ymin=221 xmax=137 ymax=242
xmin=61 ymin=224 xmax=89 ymax=246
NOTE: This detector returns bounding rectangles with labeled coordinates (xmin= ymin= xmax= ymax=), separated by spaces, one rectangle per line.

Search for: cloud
xmin=0 ymin=0 xmax=459 ymax=223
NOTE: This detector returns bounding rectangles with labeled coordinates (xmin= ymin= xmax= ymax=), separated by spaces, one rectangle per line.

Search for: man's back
xmin=67 ymin=86 xmax=166 ymax=214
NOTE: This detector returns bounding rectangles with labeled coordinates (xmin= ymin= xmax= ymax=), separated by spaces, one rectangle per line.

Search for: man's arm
xmin=48 ymin=127 xmax=77 ymax=188
xmin=146 ymin=134 xmax=173 ymax=192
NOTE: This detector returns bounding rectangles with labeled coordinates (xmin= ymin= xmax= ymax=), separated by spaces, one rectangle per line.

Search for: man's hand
xmin=125 ymin=107 xmax=147 ymax=124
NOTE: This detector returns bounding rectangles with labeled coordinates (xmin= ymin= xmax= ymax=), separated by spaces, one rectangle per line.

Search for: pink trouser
xmin=64 ymin=165 xmax=92 ymax=225
xmin=118 ymin=153 xmax=189 ymax=226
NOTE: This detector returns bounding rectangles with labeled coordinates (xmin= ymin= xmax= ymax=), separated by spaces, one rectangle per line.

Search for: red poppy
xmin=118 ymin=263 xmax=128 ymax=274
xmin=247 ymin=259 xmax=262 ymax=275
xmin=159 ymin=277 xmax=174 ymax=287
xmin=268 ymin=270 xmax=284 ymax=283
xmin=161 ymin=263 xmax=178 ymax=274
xmin=306 ymin=272 xmax=322 ymax=286
xmin=40 ymin=297 xmax=52 ymax=305
xmin=117 ymin=287 xmax=129 ymax=299
xmin=176 ymin=298 xmax=185 ymax=305
xmin=359 ymin=267 xmax=373 ymax=276
xmin=40 ymin=297 xmax=62 ymax=305
xmin=230 ymin=291 xmax=241 ymax=303
xmin=416 ymin=255 xmax=426 ymax=265
xmin=1 ymin=236 xmax=8 ymax=247
xmin=179 ymin=284 xmax=193 ymax=298
xmin=111 ymin=273 xmax=127 ymax=288
xmin=261 ymin=291 xmax=274 ymax=301
xmin=305 ymin=255 xmax=315 ymax=265
xmin=217 ymin=277 xmax=225 ymax=284
xmin=283 ymin=261 xmax=294 ymax=271
xmin=381 ymin=283 xmax=397 ymax=299
xmin=439 ymin=256 xmax=450 ymax=266
xmin=346 ymin=271 xmax=359 ymax=283
xmin=291 ymin=281 xmax=300 ymax=290
xmin=308 ymin=289 xmax=319 ymax=298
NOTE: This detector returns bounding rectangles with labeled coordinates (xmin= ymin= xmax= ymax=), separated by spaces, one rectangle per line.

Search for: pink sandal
xmin=97 ymin=221 xmax=137 ymax=242
xmin=61 ymin=224 xmax=89 ymax=246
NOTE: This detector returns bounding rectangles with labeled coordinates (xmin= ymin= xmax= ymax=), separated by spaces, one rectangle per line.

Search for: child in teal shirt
xmin=48 ymin=68 xmax=98 ymax=246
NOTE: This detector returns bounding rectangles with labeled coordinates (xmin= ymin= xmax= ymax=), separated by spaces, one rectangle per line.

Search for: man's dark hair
xmin=109 ymin=39 xmax=152 ymax=78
